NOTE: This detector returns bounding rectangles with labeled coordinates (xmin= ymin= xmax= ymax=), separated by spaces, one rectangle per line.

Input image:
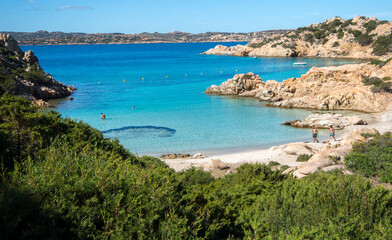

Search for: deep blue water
xmin=21 ymin=43 xmax=365 ymax=156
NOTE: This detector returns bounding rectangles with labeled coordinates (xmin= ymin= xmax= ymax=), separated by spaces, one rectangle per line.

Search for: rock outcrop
xmin=0 ymin=33 xmax=74 ymax=102
xmin=284 ymin=113 xmax=367 ymax=129
xmin=206 ymin=61 xmax=392 ymax=112
xmin=284 ymin=128 xmax=379 ymax=178
xmin=203 ymin=16 xmax=392 ymax=60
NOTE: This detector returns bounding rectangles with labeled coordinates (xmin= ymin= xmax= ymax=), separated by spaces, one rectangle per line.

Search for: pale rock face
xmin=284 ymin=113 xmax=367 ymax=129
xmin=202 ymin=17 xmax=392 ymax=60
xmin=0 ymin=33 xmax=75 ymax=100
xmin=206 ymin=62 xmax=392 ymax=112
xmin=291 ymin=127 xmax=379 ymax=178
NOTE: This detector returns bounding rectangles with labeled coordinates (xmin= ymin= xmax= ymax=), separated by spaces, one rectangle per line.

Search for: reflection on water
xmin=102 ymin=126 xmax=176 ymax=138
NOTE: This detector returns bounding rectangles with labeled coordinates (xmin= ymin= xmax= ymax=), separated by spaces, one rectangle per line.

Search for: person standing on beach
xmin=312 ymin=125 xmax=319 ymax=143
xmin=329 ymin=125 xmax=336 ymax=142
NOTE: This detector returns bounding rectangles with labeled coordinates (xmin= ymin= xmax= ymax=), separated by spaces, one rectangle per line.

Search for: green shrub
xmin=304 ymin=33 xmax=315 ymax=44
xmin=337 ymin=29 xmax=344 ymax=39
xmin=371 ymin=81 xmax=391 ymax=93
xmin=341 ymin=19 xmax=353 ymax=28
xmin=7 ymin=55 xmax=18 ymax=62
xmin=363 ymin=76 xmax=383 ymax=86
xmin=364 ymin=20 xmax=378 ymax=33
xmin=297 ymin=154 xmax=313 ymax=162
xmin=268 ymin=161 xmax=280 ymax=167
xmin=346 ymin=132 xmax=392 ymax=183
xmin=355 ymin=33 xmax=374 ymax=46
xmin=351 ymin=30 xmax=363 ymax=38
xmin=370 ymin=58 xmax=392 ymax=67
xmin=314 ymin=30 xmax=327 ymax=39
xmin=372 ymin=34 xmax=392 ymax=56
xmin=333 ymin=41 xmax=340 ymax=47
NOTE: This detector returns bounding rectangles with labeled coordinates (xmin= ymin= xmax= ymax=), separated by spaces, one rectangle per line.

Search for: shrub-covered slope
xmin=204 ymin=16 xmax=392 ymax=59
xmin=1 ymin=94 xmax=392 ymax=239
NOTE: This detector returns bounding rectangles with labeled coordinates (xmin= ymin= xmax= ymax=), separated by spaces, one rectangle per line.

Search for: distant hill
xmin=0 ymin=30 xmax=290 ymax=45
xmin=204 ymin=16 xmax=392 ymax=59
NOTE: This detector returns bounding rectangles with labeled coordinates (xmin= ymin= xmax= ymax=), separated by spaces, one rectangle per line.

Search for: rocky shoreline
xmin=0 ymin=33 xmax=75 ymax=105
xmin=206 ymin=61 xmax=392 ymax=113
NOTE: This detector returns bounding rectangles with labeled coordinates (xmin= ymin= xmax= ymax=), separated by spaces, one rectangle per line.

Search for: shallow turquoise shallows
xmin=21 ymin=43 xmax=365 ymax=156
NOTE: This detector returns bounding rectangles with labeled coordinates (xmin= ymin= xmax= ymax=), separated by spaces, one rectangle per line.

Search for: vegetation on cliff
xmin=0 ymin=34 xmax=73 ymax=101
xmin=1 ymin=93 xmax=392 ymax=239
xmin=206 ymin=16 xmax=392 ymax=59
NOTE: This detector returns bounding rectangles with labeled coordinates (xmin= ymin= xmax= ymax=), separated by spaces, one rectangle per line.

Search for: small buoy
xmin=220 ymin=71 xmax=222 ymax=74
xmin=236 ymin=69 xmax=238 ymax=72
xmin=166 ymin=76 xmax=168 ymax=78
xmin=185 ymin=74 xmax=187 ymax=76
xmin=72 ymin=84 xmax=74 ymax=87
xmin=265 ymin=67 xmax=266 ymax=69
xmin=98 ymin=82 xmax=100 ymax=85
xmin=142 ymin=77 xmax=144 ymax=80
xmin=201 ymin=73 xmax=203 ymax=75
xmin=123 ymin=79 xmax=125 ymax=82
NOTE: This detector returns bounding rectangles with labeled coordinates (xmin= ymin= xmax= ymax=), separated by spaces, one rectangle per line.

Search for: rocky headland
xmin=0 ymin=33 xmax=74 ymax=104
xmin=203 ymin=16 xmax=392 ymax=59
xmin=206 ymin=60 xmax=392 ymax=112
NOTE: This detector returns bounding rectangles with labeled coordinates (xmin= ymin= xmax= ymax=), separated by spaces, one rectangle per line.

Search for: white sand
xmin=163 ymin=109 xmax=392 ymax=172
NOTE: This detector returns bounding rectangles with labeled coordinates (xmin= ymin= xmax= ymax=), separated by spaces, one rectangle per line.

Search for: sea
xmin=21 ymin=42 xmax=365 ymax=156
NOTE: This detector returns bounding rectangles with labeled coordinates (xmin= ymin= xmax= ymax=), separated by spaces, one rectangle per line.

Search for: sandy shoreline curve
xmin=162 ymin=108 xmax=392 ymax=176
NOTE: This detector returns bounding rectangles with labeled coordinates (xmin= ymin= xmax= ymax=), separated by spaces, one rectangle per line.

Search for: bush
xmin=345 ymin=132 xmax=392 ymax=183
xmin=333 ymin=41 xmax=340 ymax=47
xmin=355 ymin=33 xmax=374 ymax=46
xmin=297 ymin=154 xmax=313 ymax=162
xmin=371 ymin=81 xmax=392 ymax=93
xmin=337 ymin=29 xmax=344 ymax=39
xmin=364 ymin=20 xmax=378 ymax=33
xmin=304 ymin=33 xmax=315 ymax=44
xmin=372 ymin=34 xmax=392 ymax=56
xmin=314 ymin=30 xmax=327 ymax=39
xmin=351 ymin=30 xmax=363 ymax=38
xmin=370 ymin=58 xmax=392 ymax=67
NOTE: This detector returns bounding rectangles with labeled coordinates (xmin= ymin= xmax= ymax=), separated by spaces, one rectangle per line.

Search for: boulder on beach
xmin=284 ymin=113 xmax=368 ymax=129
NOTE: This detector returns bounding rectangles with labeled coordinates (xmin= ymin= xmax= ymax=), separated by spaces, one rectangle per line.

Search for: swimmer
xmin=132 ymin=105 xmax=135 ymax=110
xmin=101 ymin=113 xmax=106 ymax=120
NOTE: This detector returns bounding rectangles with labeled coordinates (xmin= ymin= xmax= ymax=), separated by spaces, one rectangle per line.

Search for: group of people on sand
xmin=312 ymin=125 xmax=336 ymax=143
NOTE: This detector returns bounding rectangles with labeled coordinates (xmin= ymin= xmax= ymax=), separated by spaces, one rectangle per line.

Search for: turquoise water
xmin=21 ymin=43 xmax=364 ymax=156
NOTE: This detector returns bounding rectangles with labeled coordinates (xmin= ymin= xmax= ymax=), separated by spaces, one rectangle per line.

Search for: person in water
xmin=101 ymin=113 xmax=106 ymax=120
xmin=312 ymin=125 xmax=319 ymax=143
xmin=329 ymin=125 xmax=336 ymax=142
xmin=132 ymin=105 xmax=135 ymax=110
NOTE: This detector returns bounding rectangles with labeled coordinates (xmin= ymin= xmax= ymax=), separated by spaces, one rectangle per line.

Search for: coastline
xmin=162 ymin=109 xmax=391 ymax=174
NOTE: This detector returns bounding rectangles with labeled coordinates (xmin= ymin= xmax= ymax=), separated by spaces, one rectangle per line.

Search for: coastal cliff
xmin=0 ymin=33 xmax=74 ymax=103
xmin=203 ymin=16 xmax=392 ymax=59
xmin=206 ymin=60 xmax=392 ymax=112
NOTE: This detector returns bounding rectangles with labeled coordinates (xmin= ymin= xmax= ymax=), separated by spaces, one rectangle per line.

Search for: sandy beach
xmin=163 ymin=108 xmax=392 ymax=175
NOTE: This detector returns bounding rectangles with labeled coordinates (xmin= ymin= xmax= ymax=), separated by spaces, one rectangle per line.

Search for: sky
xmin=1 ymin=0 xmax=392 ymax=34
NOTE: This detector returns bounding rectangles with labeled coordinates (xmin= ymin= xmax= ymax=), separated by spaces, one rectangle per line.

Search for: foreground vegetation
xmin=1 ymin=94 xmax=392 ymax=239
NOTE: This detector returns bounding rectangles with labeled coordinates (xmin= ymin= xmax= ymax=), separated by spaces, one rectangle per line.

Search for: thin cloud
xmin=57 ymin=5 xmax=93 ymax=11
xmin=33 ymin=7 xmax=48 ymax=11
xmin=27 ymin=0 xmax=36 ymax=3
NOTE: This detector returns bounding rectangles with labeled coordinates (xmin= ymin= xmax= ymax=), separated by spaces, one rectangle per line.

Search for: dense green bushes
xmin=1 ymin=94 xmax=392 ymax=239
xmin=346 ymin=132 xmax=392 ymax=183
xmin=362 ymin=76 xmax=392 ymax=93
xmin=0 ymin=93 xmax=138 ymax=169
xmin=373 ymin=33 xmax=392 ymax=56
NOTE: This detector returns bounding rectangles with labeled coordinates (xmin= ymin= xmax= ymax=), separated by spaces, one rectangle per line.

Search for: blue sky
xmin=2 ymin=0 xmax=392 ymax=33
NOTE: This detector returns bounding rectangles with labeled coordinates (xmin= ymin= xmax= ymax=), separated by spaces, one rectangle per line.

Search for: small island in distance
xmin=0 ymin=29 xmax=290 ymax=45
